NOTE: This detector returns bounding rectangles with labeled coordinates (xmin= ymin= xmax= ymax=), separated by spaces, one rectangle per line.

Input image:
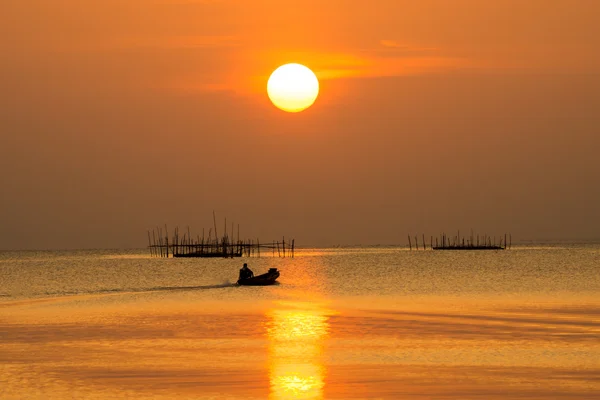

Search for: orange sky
xmin=1 ymin=0 xmax=599 ymax=248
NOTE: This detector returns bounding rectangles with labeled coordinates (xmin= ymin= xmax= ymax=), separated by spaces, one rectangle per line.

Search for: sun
xmin=267 ymin=63 xmax=319 ymax=113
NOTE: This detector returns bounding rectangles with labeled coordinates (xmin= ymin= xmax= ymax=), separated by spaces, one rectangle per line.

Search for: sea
xmin=1 ymin=245 xmax=599 ymax=399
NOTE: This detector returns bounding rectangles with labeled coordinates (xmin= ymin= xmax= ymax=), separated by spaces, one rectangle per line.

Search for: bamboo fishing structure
xmin=407 ymin=231 xmax=511 ymax=250
xmin=147 ymin=215 xmax=294 ymax=258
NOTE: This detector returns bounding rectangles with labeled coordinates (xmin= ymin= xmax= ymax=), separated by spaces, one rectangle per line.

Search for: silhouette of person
xmin=239 ymin=263 xmax=254 ymax=281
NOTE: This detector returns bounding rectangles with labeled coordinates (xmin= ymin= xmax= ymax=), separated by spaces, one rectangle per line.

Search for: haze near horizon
xmin=1 ymin=0 xmax=599 ymax=249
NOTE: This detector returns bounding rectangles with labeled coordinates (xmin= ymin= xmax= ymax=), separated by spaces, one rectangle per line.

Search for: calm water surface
xmin=1 ymin=245 xmax=599 ymax=399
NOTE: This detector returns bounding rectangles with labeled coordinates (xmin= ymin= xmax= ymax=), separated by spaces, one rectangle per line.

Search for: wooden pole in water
xmin=213 ymin=211 xmax=218 ymax=248
xmin=165 ymin=225 xmax=169 ymax=258
xmin=415 ymin=236 xmax=418 ymax=250
xmin=152 ymin=229 xmax=157 ymax=258
xmin=158 ymin=228 xmax=162 ymax=256
xmin=230 ymin=222 xmax=233 ymax=256
xmin=147 ymin=231 xmax=152 ymax=257
xmin=153 ymin=231 xmax=157 ymax=257
xmin=159 ymin=227 xmax=164 ymax=257
xmin=173 ymin=227 xmax=177 ymax=257
xmin=292 ymin=239 xmax=295 ymax=258
xmin=157 ymin=227 xmax=161 ymax=257
xmin=157 ymin=228 xmax=160 ymax=257
xmin=187 ymin=226 xmax=191 ymax=255
xmin=408 ymin=235 xmax=412 ymax=250
xmin=423 ymin=234 xmax=426 ymax=251
xmin=159 ymin=227 xmax=163 ymax=257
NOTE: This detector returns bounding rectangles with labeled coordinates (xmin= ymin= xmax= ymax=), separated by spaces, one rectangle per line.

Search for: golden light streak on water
xmin=266 ymin=304 xmax=331 ymax=399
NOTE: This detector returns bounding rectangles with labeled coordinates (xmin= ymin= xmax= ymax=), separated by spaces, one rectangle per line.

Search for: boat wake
xmin=0 ymin=282 xmax=238 ymax=301
xmin=76 ymin=281 xmax=238 ymax=296
xmin=142 ymin=282 xmax=237 ymax=292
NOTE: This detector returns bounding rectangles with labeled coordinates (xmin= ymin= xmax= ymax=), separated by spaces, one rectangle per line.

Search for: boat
xmin=237 ymin=268 xmax=280 ymax=286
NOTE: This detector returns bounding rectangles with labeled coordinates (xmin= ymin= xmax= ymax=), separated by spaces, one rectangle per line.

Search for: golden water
xmin=1 ymin=246 xmax=599 ymax=398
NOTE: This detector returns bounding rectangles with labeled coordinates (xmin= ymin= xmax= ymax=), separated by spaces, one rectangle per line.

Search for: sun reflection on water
xmin=266 ymin=304 xmax=330 ymax=399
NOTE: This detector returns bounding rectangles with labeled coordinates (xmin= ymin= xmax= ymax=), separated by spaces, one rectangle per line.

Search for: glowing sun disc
xmin=267 ymin=63 xmax=319 ymax=112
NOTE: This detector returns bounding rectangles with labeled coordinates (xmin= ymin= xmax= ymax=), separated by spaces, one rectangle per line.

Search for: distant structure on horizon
xmin=147 ymin=212 xmax=294 ymax=258
xmin=408 ymin=231 xmax=511 ymax=251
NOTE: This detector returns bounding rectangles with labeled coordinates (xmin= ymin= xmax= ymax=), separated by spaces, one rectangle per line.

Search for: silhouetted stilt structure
xmin=408 ymin=231 xmax=511 ymax=250
xmin=148 ymin=214 xmax=294 ymax=258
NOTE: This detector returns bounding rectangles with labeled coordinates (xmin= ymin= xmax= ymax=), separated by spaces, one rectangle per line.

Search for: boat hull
xmin=237 ymin=269 xmax=280 ymax=286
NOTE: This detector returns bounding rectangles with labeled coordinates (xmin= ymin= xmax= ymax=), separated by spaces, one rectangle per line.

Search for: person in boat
xmin=239 ymin=263 xmax=254 ymax=281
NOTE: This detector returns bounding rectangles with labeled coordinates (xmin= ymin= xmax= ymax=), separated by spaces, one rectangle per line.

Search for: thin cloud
xmin=153 ymin=0 xmax=222 ymax=4
xmin=314 ymin=47 xmax=473 ymax=80
xmin=150 ymin=42 xmax=476 ymax=95
xmin=158 ymin=79 xmax=233 ymax=94
xmin=375 ymin=40 xmax=441 ymax=54
xmin=113 ymin=35 xmax=241 ymax=50
xmin=380 ymin=40 xmax=411 ymax=49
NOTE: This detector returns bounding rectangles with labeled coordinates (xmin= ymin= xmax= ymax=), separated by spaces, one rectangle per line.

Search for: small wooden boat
xmin=237 ymin=268 xmax=280 ymax=286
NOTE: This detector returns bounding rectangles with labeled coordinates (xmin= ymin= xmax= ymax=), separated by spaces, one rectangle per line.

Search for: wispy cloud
xmin=158 ymin=79 xmax=233 ymax=94
xmin=112 ymin=35 xmax=241 ymax=50
xmin=363 ymin=40 xmax=442 ymax=59
xmin=379 ymin=40 xmax=439 ymax=52
xmin=310 ymin=41 xmax=472 ymax=80
xmin=152 ymin=0 xmax=222 ymax=4
xmin=160 ymin=44 xmax=475 ymax=95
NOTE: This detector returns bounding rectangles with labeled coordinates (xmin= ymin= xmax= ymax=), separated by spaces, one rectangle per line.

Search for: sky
xmin=1 ymin=0 xmax=599 ymax=249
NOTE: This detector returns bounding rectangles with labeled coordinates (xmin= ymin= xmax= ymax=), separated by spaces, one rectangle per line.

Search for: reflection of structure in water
xmin=266 ymin=306 xmax=331 ymax=399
